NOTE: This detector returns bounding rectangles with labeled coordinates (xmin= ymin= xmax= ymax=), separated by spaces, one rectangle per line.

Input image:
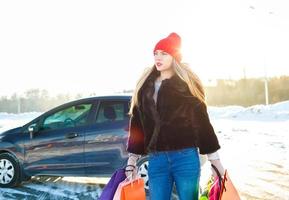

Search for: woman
xmin=125 ymin=32 xmax=225 ymax=200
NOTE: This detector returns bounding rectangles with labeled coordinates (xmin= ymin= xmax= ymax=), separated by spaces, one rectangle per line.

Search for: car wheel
xmin=136 ymin=156 xmax=149 ymax=191
xmin=0 ymin=153 xmax=21 ymax=187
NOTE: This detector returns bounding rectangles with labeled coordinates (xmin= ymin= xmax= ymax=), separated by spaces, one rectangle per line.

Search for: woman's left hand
xmin=209 ymin=159 xmax=225 ymax=178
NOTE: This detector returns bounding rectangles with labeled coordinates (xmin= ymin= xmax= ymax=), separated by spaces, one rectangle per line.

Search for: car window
xmin=96 ymin=101 xmax=128 ymax=124
xmin=42 ymin=103 xmax=92 ymax=130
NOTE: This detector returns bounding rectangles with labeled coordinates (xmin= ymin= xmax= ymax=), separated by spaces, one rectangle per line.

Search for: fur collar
xmin=141 ymin=67 xmax=192 ymax=96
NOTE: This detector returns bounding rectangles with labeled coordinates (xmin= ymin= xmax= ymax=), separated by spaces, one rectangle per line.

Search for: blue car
xmin=0 ymin=96 xmax=149 ymax=188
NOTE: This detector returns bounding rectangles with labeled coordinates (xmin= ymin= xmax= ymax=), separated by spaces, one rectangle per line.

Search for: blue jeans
xmin=148 ymin=147 xmax=200 ymax=200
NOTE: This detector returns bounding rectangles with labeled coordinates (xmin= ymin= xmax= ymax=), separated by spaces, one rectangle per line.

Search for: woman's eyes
xmin=154 ymin=52 xmax=168 ymax=56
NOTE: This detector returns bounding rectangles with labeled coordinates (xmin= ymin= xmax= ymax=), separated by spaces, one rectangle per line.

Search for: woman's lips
xmin=156 ymin=62 xmax=162 ymax=67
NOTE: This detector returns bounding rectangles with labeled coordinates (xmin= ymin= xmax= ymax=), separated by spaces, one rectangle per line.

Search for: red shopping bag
xmin=113 ymin=177 xmax=145 ymax=200
xmin=209 ymin=165 xmax=241 ymax=200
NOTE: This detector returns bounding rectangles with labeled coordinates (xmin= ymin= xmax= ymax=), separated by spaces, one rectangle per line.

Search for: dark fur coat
xmin=127 ymin=69 xmax=220 ymax=155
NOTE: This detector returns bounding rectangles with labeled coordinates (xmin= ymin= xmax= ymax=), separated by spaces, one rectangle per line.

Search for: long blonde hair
xmin=129 ymin=60 xmax=206 ymax=115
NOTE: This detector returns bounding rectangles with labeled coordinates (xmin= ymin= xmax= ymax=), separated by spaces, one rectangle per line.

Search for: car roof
xmin=51 ymin=95 xmax=132 ymax=110
xmin=72 ymin=95 xmax=132 ymax=103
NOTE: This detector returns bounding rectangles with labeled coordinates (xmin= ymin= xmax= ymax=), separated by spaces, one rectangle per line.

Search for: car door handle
xmin=65 ymin=132 xmax=79 ymax=139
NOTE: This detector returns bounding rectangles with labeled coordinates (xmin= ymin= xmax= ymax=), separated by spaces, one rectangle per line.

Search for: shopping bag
xmin=207 ymin=164 xmax=222 ymax=200
xmin=209 ymin=164 xmax=241 ymax=200
xmin=200 ymin=164 xmax=241 ymax=200
xmin=99 ymin=168 xmax=126 ymax=200
xmin=113 ymin=179 xmax=125 ymax=200
xmin=218 ymin=171 xmax=240 ymax=200
xmin=199 ymin=176 xmax=214 ymax=200
xmin=113 ymin=177 xmax=146 ymax=200
xmin=121 ymin=178 xmax=146 ymax=200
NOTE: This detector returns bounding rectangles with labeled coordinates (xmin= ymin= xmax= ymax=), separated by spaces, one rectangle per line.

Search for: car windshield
xmin=42 ymin=103 xmax=92 ymax=130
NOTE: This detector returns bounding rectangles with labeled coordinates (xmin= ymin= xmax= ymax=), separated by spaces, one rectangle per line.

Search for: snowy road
xmin=0 ymin=176 xmax=106 ymax=200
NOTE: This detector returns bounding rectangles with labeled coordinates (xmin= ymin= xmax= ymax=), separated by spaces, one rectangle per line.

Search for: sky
xmin=1 ymin=0 xmax=289 ymax=97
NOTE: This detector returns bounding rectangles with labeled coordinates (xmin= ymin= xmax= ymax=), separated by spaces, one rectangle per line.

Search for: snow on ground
xmin=209 ymin=100 xmax=289 ymax=121
xmin=211 ymin=119 xmax=289 ymax=200
xmin=0 ymin=100 xmax=289 ymax=200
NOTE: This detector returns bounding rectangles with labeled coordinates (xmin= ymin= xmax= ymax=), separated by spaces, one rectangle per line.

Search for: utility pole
xmin=249 ymin=6 xmax=273 ymax=105
xmin=17 ymin=96 xmax=21 ymax=113
xmin=264 ymin=77 xmax=269 ymax=105
xmin=264 ymin=62 xmax=269 ymax=105
xmin=243 ymin=67 xmax=247 ymax=80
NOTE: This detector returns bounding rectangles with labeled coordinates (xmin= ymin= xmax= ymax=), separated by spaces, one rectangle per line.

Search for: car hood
xmin=0 ymin=127 xmax=22 ymax=136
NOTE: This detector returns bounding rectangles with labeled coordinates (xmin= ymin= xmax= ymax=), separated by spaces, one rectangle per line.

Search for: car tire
xmin=136 ymin=156 xmax=149 ymax=190
xmin=0 ymin=153 xmax=21 ymax=187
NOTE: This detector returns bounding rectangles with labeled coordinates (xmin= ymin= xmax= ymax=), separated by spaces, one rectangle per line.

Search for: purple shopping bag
xmin=99 ymin=168 xmax=126 ymax=200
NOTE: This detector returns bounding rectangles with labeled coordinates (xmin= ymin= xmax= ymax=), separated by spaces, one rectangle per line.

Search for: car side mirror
xmin=28 ymin=123 xmax=37 ymax=139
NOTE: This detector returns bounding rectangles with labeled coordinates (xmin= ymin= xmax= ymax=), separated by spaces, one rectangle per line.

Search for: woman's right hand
xmin=210 ymin=159 xmax=225 ymax=178
xmin=125 ymin=153 xmax=140 ymax=180
xmin=125 ymin=164 xmax=138 ymax=181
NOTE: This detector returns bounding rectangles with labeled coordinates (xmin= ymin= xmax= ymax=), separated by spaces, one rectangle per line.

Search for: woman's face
xmin=154 ymin=50 xmax=173 ymax=72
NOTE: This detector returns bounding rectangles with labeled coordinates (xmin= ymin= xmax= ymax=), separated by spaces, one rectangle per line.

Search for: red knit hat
xmin=153 ymin=32 xmax=182 ymax=62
